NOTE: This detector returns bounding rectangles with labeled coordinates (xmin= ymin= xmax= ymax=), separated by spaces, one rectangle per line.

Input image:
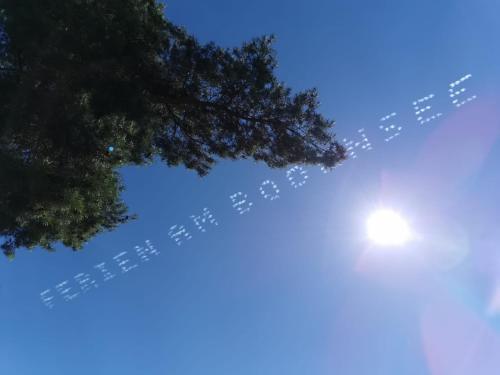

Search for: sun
xmin=366 ymin=209 xmax=411 ymax=246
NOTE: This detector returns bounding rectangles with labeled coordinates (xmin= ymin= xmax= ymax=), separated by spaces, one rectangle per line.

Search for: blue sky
xmin=2 ymin=1 xmax=500 ymax=374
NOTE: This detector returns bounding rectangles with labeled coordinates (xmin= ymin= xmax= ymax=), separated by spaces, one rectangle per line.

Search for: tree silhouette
xmin=0 ymin=0 xmax=346 ymax=258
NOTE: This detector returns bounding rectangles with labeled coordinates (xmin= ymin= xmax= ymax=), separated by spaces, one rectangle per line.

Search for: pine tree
xmin=0 ymin=0 xmax=346 ymax=258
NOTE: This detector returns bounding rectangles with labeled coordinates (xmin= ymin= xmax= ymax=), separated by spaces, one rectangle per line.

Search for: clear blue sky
xmin=2 ymin=1 xmax=500 ymax=374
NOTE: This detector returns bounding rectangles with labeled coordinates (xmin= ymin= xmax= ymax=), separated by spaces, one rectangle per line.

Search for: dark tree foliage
xmin=0 ymin=0 xmax=346 ymax=258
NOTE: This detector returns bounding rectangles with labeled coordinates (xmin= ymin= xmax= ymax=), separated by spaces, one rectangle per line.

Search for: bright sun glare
xmin=366 ymin=209 xmax=411 ymax=247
